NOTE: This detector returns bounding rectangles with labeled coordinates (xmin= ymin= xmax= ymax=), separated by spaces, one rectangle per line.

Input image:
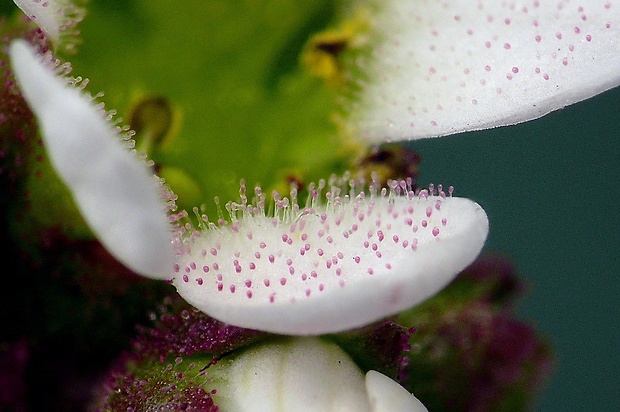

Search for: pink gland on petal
xmin=173 ymin=176 xmax=488 ymax=335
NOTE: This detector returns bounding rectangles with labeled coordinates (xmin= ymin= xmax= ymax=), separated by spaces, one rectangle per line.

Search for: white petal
xmin=13 ymin=0 xmax=76 ymax=45
xmin=348 ymin=0 xmax=620 ymax=141
xmin=365 ymin=370 xmax=428 ymax=412
xmin=174 ymin=186 xmax=488 ymax=335
xmin=213 ymin=338 xmax=371 ymax=412
xmin=9 ymin=40 xmax=174 ymax=279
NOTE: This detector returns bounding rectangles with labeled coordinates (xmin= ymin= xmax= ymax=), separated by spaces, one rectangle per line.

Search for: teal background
xmin=413 ymin=88 xmax=620 ymax=411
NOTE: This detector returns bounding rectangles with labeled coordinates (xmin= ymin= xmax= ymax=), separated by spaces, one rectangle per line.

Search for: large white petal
xmin=175 ymin=186 xmax=488 ymax=335
xmin=365 ymin=370 xmax=428 ymax=412
xmin=9 ymin=40 xmax=175 ymax=279
xmin=213 ymin=338 xmax=372 ymax=412
xmin=348 ymin=0 xmax=620 ymax=141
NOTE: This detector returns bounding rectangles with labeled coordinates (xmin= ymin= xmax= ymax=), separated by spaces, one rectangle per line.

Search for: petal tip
xmin=365 ymin=370 xmax=428 ymax=412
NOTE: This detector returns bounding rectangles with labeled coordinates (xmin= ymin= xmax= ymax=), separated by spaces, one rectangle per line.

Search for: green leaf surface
xmin=71 ymin=0 xmax=350 ymax=214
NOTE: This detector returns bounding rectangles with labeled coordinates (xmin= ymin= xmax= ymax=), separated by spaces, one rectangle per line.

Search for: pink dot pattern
xmin=172 ymin=180 xmax=488 ymax=334
xmin=176 ymin=183 xmax=452 ymax=305
xmin=350 ymin=0 xmax=619 ymax=141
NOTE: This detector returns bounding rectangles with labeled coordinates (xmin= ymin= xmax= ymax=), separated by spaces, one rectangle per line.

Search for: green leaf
xmin=71 ymin=0 xmax=353 ymax=214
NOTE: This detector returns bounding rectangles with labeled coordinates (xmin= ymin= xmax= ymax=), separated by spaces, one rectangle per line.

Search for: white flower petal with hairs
xmin=348 ymin=0 xmax=620 ymax=141
xmin=174 ymin=182 xmax=488 ymax=335
xmin=9 ymin=39 xmax=488 ymax=335
xmin=9 ymin=40 xmax=175 ymax=280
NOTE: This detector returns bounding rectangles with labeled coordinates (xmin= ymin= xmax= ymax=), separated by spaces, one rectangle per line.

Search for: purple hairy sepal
xmin=399 ymin=255 xmax=553 ymax=411
xmin=95 ymin=295 xmax=270 ymax=411
xmin=131 ymin=295 xmax=269 ymax=363
xmin=95 ymin=356 xmax=219 ymax=412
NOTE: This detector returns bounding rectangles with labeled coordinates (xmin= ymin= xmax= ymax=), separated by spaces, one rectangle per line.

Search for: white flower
xmin=9 ymin=0 xmax=619 ymax=335
xmin=9 ymin=40 xmax=488 ymax=335
xmin=211 ymin=337 xmax=428 ymax=412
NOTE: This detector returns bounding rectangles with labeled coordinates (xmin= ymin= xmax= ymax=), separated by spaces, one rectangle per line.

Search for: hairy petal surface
xmin=174 ymin=185 xmax=488 ymax=335
xmin=348 ymin=0 xmax=620 ymax=141
xmin=365 ymin=370 xmax=428 ymax=412
xmin=9 ymin=40 xmax=174 ymax=279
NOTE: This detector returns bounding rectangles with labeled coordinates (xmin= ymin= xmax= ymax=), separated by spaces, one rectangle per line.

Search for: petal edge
xmin=9 ymin=40 xmax=175 ymax=279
